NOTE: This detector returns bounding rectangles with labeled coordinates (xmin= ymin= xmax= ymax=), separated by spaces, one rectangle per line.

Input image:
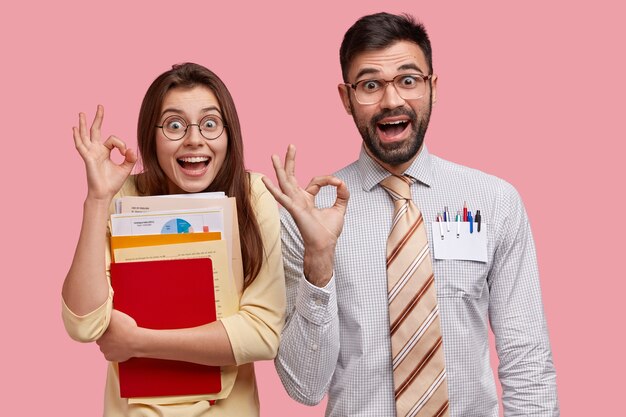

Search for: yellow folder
xmin=110 ymin=232 xmax=221 ymax=262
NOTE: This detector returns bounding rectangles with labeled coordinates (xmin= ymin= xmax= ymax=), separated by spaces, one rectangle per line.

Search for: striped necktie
xmin=380 ymin=175 xmax=449 ymax=417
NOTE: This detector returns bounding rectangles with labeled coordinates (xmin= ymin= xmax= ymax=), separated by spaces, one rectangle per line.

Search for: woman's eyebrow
xmin=200 ymin=106 xmax=221 ymax=114
xmin=161 ymin=106 xmax=222 ymax=116
xmin=161 ymin=107 xmax=185 ymax=116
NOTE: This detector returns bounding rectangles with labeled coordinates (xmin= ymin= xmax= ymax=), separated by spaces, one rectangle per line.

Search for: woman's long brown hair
xmin=135 ymin=63 xmax=263 ymax=287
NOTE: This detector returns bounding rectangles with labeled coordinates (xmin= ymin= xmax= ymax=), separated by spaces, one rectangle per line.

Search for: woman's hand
xmin=96 ymin=310 xmax=140 ymax=363
xmin=263 ymin=144 xmax=349 ymax=287
xmin=73 ymin=105 xmax=137 ymax=201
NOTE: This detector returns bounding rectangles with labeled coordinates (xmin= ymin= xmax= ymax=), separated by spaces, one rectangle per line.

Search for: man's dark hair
xmin=339 ymin=12 xmax=433 ymax=82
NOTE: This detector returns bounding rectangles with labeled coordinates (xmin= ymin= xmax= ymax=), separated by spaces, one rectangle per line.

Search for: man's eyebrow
xmin=354 ymin=67 xmax=381 ymax=81
xmin=354 ymin=63 xmax=426 ymax=81
xmin=398 ymin=63 xmax=425 ymax=74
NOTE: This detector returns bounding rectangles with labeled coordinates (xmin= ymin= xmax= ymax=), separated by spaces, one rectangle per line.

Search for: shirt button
xmin=313 ymin=297 xmax=322 ymax=306
xmin=311 ymin=344 xmax=318 ymax=351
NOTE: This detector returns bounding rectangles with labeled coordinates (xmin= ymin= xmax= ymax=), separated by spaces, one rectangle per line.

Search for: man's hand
xmin=263 ymin=144 xmax=349 ymax=287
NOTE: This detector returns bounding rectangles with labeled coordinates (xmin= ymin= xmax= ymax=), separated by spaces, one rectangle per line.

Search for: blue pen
xmin=468 ymin=210 xmax=474 ymax=233
xmin=444 ymin=206 xmax=450 ymax=232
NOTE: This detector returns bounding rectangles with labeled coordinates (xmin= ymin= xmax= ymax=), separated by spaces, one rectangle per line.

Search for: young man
xmin=264 ymin=12 xmax=559 ymax=417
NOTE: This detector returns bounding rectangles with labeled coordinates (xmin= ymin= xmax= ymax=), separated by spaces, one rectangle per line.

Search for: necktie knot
xmin=380 ymin=175 xmax=414 ymax=201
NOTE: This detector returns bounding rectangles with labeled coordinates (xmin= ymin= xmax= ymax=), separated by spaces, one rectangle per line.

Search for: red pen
xmin=463 ymin=201 xmax=468 ymax=222
xmin=436 ymin=213 xmax=444 ymax=240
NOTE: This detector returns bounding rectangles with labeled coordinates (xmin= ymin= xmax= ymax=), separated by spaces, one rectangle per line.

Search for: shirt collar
xmin=357 ymin=144 xmax=434 ymax=191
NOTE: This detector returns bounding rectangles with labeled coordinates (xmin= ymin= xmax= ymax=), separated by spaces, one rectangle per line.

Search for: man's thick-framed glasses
xmin=156 ymin=114 xmax=227 ymax=141
xmin=345 ymin=73 xmax=433 ymax=105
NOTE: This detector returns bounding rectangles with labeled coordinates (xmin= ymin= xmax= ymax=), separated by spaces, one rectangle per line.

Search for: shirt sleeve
xmin=487 ymin=182 xmax=560 ymax=416
xmin=61 ymin=177 xmax=139 ymax=342
xmin=274 ymin=207 xmax=340 ymax=406
xmin=220 ymin=174 xmax=287 ymax=365
xmin=61 ymin=285 xmax=113 ymax=342
xmin=61 ymin=227 xmax=115 ymax=343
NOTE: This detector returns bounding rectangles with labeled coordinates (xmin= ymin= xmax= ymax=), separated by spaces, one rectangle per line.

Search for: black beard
xmin=354 ymin=99 xmax=432 ymax=166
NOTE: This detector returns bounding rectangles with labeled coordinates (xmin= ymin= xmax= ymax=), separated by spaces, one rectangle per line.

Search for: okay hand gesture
xmin=263 ymin=145 xmax=349 ymax=286
xmin=73 ymin=105 xmax=137 ymax=201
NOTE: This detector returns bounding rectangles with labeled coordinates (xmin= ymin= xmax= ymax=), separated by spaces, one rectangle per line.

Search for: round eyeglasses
xmin=156 ymin=114 xmax=227 ymax=141
xmin=345 ymin=73 xmax=433 ymax=105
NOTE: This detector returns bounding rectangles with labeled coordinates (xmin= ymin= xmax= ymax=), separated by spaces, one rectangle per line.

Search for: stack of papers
xmin=109 ymin=192 xmax=242 ymax=400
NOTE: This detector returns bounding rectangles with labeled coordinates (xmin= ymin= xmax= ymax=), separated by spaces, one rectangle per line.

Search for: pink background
xmin=1 ymin=1 xmax=624 ymax=415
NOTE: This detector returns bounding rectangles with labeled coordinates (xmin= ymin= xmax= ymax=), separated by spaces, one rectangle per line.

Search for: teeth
xmin=179 ymin=156 xmax=209 ymax=163
xmin=381 ymin=120 xmax=407 ymax=125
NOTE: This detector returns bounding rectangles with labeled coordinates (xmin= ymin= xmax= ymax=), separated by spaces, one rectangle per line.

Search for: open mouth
xmin=177 ymin=156 xmax=210 ymax=172
xmin=377 ymin=120 xmax=410 ymax=140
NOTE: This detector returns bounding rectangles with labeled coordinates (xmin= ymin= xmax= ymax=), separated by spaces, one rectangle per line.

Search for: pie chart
xmin=161 ymin=218 xmax=194 ymax=234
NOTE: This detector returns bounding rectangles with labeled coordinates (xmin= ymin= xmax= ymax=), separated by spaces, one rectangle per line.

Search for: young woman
xmin=62 ymin=63 xmax=285 ymax=416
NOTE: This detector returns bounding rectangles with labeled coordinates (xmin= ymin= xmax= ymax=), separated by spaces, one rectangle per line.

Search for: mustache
xmin=371 ymin=108 xmax=417 ymax=125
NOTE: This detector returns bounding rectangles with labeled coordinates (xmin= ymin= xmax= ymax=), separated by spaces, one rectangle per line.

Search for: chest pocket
xmin=433 ymin=258 xmax=489 ymax=299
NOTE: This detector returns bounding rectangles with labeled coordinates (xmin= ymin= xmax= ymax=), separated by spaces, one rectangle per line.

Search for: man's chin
xmin=378 ymin=138 xmax=408 ymax=151
xmin=366 ymin=140 xmax=419 ymax=166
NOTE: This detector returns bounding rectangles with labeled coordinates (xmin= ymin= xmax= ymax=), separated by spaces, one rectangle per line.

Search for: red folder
xmin=110 ymin=258 xmax=222 ymax=398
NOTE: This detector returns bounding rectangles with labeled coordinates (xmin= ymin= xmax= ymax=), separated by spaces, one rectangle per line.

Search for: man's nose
xmin=379 ymin=82 xmax=406 ymax=109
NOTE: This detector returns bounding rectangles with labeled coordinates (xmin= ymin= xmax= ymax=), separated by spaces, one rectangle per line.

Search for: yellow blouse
xmin=62 ymin=173 xmax=286 ymax=417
